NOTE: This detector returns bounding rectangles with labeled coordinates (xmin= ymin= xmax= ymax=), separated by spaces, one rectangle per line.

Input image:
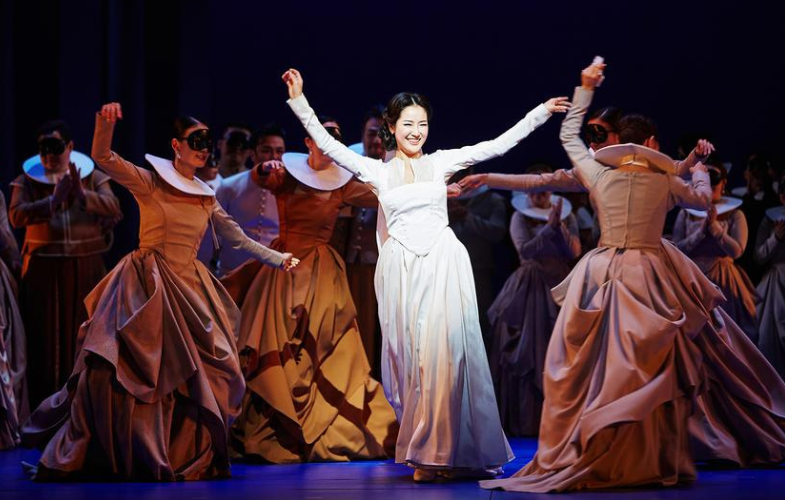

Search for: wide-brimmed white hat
xmin=685 ymin=196 xmax=743 ymax=218
xmin=23 ymin=151 xmax=94 ymax=185
xmin=594 ymin=143 xmax=676 ymax=174
xmin=765 ymin=206 xmax=785 ymax=222
xmin=730 ymin=186 xmax=747 ymax=197
xmin=145 ymin=154 xmax=214 ymax=197
xmin=282 ymin=152 xmax=353 ymax=191
xmin=511 ymin=193 xmax=572 ymax=221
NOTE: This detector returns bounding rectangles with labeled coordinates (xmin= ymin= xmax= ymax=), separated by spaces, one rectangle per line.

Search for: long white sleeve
xmin=287 ymin=94 xmax=383 ymax=189
xmin=433 ymin=104 xmax=552 ymax=181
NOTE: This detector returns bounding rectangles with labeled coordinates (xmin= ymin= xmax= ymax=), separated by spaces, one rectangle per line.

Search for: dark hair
xmin=524 ymin=162 xmax=554 ymax=175
xmin=173 ymin=116 xmax=204 ymax=139
xmin=588 ymin=106 xmax=623 ymax=131
xmin=36 ymin=120 xmax=72 ymax=143
xmin=707 ymin=161 xmax=727 ymax=187
xmin=221 ymin=122 xmax=252 ymax=138
xmin=250 ymin=122 xmax=287 ymax=148
xmin=379 ymin=92 xmax=433 ymax=151
xmin=362 ymin=105 xmax=385 ymax=132
xmin=618 ymin=114 xmax=658 ymax=145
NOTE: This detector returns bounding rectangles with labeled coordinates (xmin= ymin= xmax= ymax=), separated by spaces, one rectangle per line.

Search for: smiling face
xmin=172 ymin=124 xmax=211 ymax=169
xmin=391 ymin=105 xmax=428 ymax=157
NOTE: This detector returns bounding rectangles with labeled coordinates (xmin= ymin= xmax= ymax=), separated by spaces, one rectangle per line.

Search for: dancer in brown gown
xmin=21 ymin=102 xmax=297 ymax=481
xmin=222 ymin=115 xmax=398 ymax=464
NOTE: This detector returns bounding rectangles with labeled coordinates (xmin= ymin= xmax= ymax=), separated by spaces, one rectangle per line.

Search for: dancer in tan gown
xmin=21 ymin=103 xmax=297 ymax=481
xmin=222 ymin=116 xmax=398 ymax=464
xmin=479 ymin=62 xmax=785 ymax=493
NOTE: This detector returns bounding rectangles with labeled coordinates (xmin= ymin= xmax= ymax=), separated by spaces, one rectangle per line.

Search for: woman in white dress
xmin=281 ymin=68 xmax=569 ymax=481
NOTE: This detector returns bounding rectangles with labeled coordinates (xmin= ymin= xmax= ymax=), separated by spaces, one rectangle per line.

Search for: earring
xmin=176 ymin=152 xmax=182 ymax=159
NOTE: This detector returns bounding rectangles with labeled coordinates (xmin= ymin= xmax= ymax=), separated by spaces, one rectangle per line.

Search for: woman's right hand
xmin=457 ymin=173 xmax=488 ymax=192
xmin=282 ymin=69 xmax=304 ymax=99
xmin=99 ymin=102 xmax=123 ymax=123
xmin=280 ymin=253 xmax=300 ymax=272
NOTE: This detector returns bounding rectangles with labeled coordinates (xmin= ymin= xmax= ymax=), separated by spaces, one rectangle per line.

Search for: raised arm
xmin=283 ymin=69 xmax=382 ymax=188
xmin=91 ymin=103 xmax=154 ymax=196
xmin=674 ymin=140 xmax=714 ymax=179
xmin=212 ymin=202 xmax=297 ymax=270
xmin=560 ymin=60 xmax=611 ymax=188
xmin=434 ymin=98 xmax=567 ymax=180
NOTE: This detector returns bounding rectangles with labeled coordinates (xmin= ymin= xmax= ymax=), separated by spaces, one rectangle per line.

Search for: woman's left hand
xmin=544 ymin=97 xmax=571 ymax=113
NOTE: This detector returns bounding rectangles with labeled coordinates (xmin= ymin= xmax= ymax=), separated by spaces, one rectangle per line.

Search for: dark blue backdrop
xmin=1 ymin=0 xmax=781 ymax=260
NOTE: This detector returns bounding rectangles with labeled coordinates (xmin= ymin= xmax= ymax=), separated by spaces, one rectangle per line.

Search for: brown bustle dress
xmin=20 ymin=114 xmax=286 ymax=481
xmin=222 ymin=166 xmax=398 ymax=463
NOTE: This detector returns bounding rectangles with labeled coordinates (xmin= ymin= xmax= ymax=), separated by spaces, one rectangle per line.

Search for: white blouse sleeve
xmin=288 ymin=94 xmax=383 ymax=190
xmin=432 ymin=103 xmax=552 ymax=181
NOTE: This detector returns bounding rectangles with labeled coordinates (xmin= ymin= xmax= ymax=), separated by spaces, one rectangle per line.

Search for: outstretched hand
xmin=281 ymin=253 xmax=300 ymax=272
xmin=545 ymin=97 xmax=571 ymax=114
xmin=99 ymin=102 xmax=123 ymax=123
xmin=457 ymin=173 xmax=488 ymax=192
xmin=282 ymin=69 xmax=304 ymax=99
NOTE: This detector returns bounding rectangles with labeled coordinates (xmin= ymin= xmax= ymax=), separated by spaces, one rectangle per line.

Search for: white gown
xmin=288 ymin=94 xmax=552 ymax=469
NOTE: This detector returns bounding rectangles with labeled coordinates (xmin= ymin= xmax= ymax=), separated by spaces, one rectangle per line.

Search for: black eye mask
xmin=583 ymin=124 xmax=609 ymax=145
xmin=184 ymin=129 xmax=213 ymax=151
xmin=38 ymin=137 xmax=66 ymax=156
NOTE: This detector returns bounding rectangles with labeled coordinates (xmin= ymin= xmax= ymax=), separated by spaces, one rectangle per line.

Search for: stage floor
xmin=1 ymin=438 xmax=783 ymax=499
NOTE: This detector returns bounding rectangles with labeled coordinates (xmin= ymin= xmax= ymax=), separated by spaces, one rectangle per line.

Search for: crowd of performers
xmin=0 ymin=60 xmax=783 ymax=492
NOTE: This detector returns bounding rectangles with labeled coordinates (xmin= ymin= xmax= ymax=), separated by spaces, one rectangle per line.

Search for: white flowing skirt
xmin=375 ymin=227 xmax=513 ymax=469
